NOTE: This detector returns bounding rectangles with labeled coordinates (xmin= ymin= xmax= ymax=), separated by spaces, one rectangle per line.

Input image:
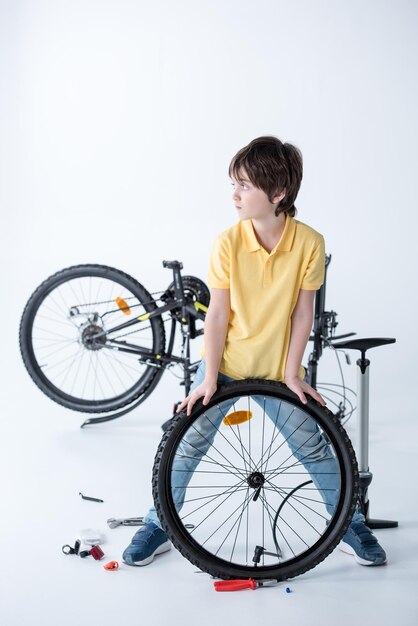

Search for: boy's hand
xmin=176 ymin=379 xmax=218 ymax=416
xmin=284 ymin=375 xmax=326 ymax=407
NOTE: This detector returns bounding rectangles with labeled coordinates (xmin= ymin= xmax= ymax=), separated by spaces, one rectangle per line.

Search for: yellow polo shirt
xmin=200 ymin=215 xmax=325 ymax=381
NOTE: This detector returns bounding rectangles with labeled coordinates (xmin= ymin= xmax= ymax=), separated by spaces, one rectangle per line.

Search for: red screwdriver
xmin=214 ymin=578 xmax=278 ymax=591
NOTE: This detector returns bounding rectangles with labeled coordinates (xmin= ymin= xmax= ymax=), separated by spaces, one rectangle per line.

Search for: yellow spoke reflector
xmin=223 ymin=410 xmax=253 ymax=426
xmin=115 ymin=297 xmax=131 ymax=315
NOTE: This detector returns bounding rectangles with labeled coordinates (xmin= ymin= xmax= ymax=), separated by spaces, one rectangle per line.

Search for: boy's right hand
xmin=176 ymin=379 xmax=217 ymax=416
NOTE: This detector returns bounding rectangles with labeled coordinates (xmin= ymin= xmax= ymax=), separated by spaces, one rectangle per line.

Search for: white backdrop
xmin=0 ymin=1 xmax=417 ymax=624
xmin=2 ymin=0 xmax=417 ymax=410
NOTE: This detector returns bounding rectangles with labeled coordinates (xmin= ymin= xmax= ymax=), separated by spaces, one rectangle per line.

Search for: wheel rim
xmin=26 ymin=273 xmax=159 ymax=405
xmin=158 ymin=384 xmax=355 ymax=578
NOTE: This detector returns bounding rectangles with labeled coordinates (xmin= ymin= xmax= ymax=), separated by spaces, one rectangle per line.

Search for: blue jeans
xmin=145 ymin=360 xmax=363 ymax=528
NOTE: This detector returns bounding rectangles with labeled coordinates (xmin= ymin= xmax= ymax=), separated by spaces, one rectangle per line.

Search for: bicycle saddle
xmin=163 ymin=260 xmax=183 ymax=270
xmin=331 ymin=337 xmax=396 ymax=352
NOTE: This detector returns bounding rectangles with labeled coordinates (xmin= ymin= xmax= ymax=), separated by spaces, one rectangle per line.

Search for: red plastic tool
xmin=214 ymin=578 xmax=278 ymax=591
xmin=214 ymin=579 xmax=257 ymax=591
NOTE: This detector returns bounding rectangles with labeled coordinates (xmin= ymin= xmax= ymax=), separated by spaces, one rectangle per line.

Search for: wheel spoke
xmin=180 ymin=480 xmax=248 ymax=522
xmin=186 ymin=476 xmax=249 ymax=535
xmin=174 ymin=436 xmax=247 ymax=481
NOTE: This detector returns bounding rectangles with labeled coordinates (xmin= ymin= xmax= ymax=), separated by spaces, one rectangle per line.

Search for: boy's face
xmin=230 ymin=168 xmax=285 ymax=221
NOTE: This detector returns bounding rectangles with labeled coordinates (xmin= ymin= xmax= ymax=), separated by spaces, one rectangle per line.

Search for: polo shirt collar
xmin=242 ymin=214 xmax=296 ymax=253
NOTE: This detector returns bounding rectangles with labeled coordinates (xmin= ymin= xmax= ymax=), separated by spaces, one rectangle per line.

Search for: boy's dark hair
xmin=228 ymin=135 xmax=303 ymax=217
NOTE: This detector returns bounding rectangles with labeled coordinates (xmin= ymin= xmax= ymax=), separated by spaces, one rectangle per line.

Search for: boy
xmin=123 ymin=136 xmax=387 ymax=568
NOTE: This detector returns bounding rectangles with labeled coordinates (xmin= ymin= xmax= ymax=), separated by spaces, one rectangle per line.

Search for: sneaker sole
xmin=339 ymin=541 xmax=387 ymax=566
xmin=123 ymin=541 xmax=171 ymax=567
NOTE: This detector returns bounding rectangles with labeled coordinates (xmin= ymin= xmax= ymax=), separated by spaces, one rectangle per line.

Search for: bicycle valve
xmin=252 ymin=544 xmax=282 ymax=562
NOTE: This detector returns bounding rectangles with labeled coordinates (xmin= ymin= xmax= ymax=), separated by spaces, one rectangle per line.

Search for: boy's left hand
xmin=284 ymin=375 xmax=326 ymax=406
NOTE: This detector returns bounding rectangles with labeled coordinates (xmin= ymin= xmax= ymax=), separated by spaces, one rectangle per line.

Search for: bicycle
xmin=19 ymin=255 xmax=358 ymax=428
xmin=19 ymin=256 xmax=396 ymax=580
xmin=19 ymin=260 xmax=209 ymax=427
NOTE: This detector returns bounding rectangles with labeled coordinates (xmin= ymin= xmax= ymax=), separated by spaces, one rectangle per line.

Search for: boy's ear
xmin=273 ymin=188 xmax=286 ymax=204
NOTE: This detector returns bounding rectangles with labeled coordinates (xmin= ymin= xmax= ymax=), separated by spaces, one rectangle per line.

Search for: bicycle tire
xmin=19 ymin=264 xmax=166 ymax=413
xmin=153 ymin=378 xmax=358 ymax=581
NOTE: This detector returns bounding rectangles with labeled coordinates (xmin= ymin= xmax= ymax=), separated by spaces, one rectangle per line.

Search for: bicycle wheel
xmin=153 ymin=378 xmax=358 ymax=581
xmin=20 ymin=264 xmax=166 ymax=413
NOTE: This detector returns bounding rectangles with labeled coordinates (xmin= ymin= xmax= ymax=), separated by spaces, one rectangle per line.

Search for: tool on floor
xmin=79 ymin=545 xmax=105 ymax=560
xmin=107 ymin=516 xmax=145 ymax=529
xmin=107 ymin=516 xmax=195 ymax=531
xmin=103 ymin=560 xmax=119 ymax=571
xmin=214 ymin=579 xmax=278 ymax=591
xmin=79 ymin=492 xmax=104 ymax=503
xmin=62 ymin=539 xmax=81 ymax=555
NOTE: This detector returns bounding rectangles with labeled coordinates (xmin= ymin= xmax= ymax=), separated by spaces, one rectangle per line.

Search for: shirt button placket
xmin=263 ymin=257 xmax=272 ymax=287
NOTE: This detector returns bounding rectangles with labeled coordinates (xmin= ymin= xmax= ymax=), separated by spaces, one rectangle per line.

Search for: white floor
xmin=1 ymin=355 xmax=417 ymax=626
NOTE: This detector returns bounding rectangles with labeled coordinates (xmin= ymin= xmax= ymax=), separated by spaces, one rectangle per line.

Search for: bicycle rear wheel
xmin=20 ymin=264 xmax=166 ymax=413
xmin=153 ymin=379 xmax=358 ymax=581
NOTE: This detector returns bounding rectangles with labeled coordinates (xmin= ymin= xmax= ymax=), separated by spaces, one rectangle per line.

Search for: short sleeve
xmin=300 ymin=236 xmax=326 ymax=290
xmin=207 ymin=235 xmax=230 ymax=289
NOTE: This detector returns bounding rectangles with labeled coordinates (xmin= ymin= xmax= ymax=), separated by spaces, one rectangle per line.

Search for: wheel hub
xmin=247 ymin=471 xmax=265 ymax=489
xmin=81 ymin=324 xmax=106 ymax=351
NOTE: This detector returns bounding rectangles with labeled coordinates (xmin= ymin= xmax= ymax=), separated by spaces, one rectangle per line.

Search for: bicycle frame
xmin=104 ymin=264 xmax=206 ymax=361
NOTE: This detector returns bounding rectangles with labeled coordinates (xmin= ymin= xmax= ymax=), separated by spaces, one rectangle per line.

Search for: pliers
xmin=107 ymin=517 xmax=145 ymax=529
